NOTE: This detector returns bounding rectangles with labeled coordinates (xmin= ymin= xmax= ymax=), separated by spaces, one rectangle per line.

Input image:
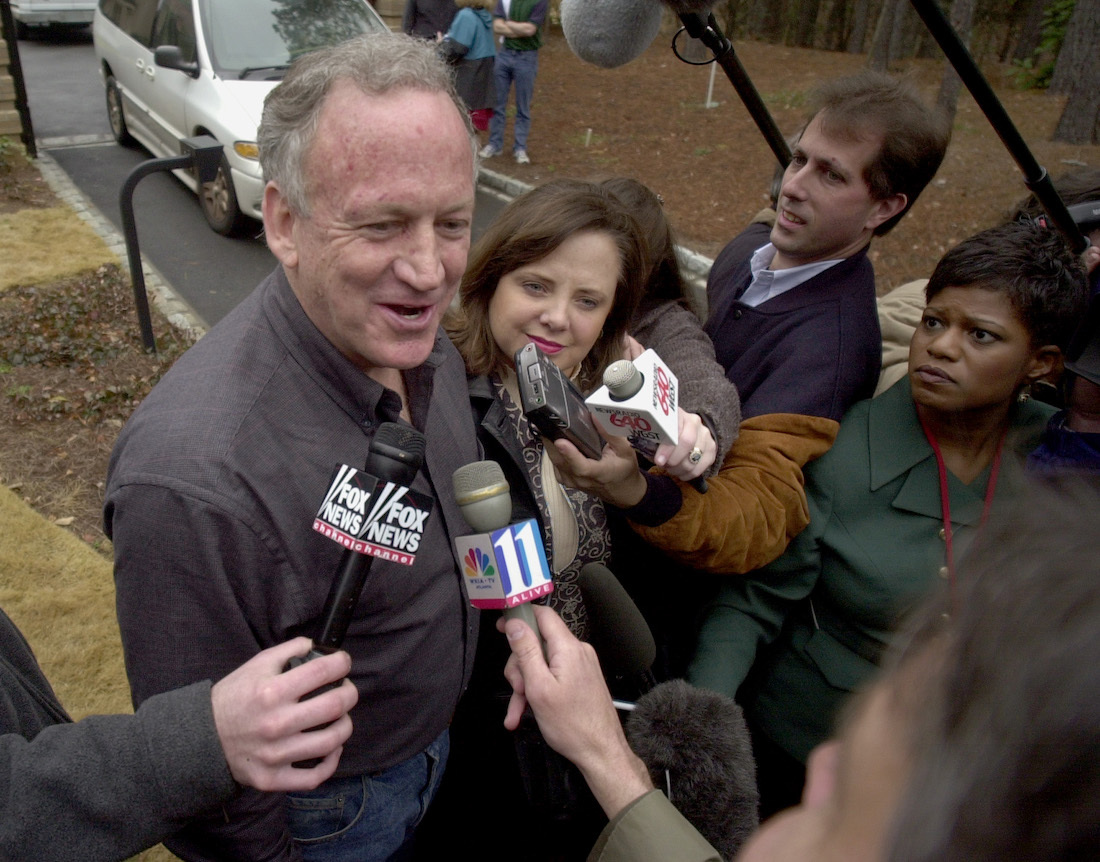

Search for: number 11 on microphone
xmin=457 ymin=518 xmax=554 ymax=609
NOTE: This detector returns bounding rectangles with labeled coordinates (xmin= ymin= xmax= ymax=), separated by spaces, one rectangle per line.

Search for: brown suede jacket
xmin=627 ymin=414 xmax=839 ymax=574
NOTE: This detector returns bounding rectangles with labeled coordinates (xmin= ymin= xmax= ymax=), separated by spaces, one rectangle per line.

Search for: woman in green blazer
xmin=689 ymin=220 xmax=1089 ymax=814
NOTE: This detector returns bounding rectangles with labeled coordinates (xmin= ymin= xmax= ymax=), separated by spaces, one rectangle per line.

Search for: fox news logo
xmin=313 ymin=464 xmax=433 ymax=566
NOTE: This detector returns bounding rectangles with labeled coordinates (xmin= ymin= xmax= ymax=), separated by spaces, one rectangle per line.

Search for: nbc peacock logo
xmin=463 ymin=546 xmax=496 ymax=579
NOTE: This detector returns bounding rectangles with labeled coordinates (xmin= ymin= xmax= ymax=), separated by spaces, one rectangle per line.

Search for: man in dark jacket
xmin=705 ymin=71 xmax=949 ymax=421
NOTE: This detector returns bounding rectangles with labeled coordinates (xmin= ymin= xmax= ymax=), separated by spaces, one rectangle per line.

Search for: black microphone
xmin=577 ymin=562 xmax=656 ymax=699
xmin=288 ymin=423 xmax=425 ymax=767
xmin=314 ymin=423 xmax=426 ymax=651
xmin=626 ymin=680 xmax=759 ymax=859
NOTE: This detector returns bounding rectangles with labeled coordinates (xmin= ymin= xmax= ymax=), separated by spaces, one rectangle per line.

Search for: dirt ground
xmin=1 ymin=26 xmax=1098 ymax=554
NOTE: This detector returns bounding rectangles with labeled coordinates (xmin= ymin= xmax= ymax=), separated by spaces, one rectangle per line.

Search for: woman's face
xmin=908 ymin=285 xmax=1053 ymax=417
xmin=488 ymin=230 xmax=620 ymax=375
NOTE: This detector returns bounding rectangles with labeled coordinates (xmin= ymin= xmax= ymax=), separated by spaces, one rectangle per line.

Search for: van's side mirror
xmin=154 ymin=45 xmax=199 ymax=78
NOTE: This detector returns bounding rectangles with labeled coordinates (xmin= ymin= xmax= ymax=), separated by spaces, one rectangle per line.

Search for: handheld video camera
xmin=515 ymin=343 xmax=604 ymax=460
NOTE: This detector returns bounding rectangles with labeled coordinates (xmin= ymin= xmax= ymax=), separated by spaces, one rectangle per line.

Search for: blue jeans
xmin=285 ymin=729 xmax=449 ymax=862
xmin=488 ymin=47 xmax=539 ymax=152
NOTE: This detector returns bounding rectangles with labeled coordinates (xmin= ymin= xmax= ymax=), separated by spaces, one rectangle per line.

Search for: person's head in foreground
xmin=739 ymin=480 xmax=1100 ymax=861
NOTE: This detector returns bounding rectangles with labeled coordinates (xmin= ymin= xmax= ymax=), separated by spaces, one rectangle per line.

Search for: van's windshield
xmin=199 ymin=0 xmax=388 ymax=79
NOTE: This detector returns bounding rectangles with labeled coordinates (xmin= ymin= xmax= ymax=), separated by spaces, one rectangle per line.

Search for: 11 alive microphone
xmin=452 ymin=460 xmax=554 ymax=644
xmin=585 ymin=348 xmax=708 ymax=493
xmin=289 ymin=423 xmax=432 ymax=765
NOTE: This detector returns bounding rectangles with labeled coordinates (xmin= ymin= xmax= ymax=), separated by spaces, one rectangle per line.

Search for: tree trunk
xmin=1050 ymin=0 xmax=1090 ymax=95
xmin=719 ymin=0 xmax=742 ymax=39
xmin=847 ymin=0 xmax=874 ymax=53
xmin=997 ymin=0 xmax=1028 ymax=62
xmin=1011 ymin=0 xmax=1052 ymax=62
xmin=936 ymin=0 xmax=977 ymax=123
xmin=868 ymin=0 xmax=901 ymax=69
xmin=887 ymin=0 xmax=920 ymax=60
xmin=789 ymin=0 xmax=821 ymax=47
xmin=746 ymin=0 xmax=787 ymax=42
xmin=1052 ymin=0 xmax=1100 ymax=143
xmin=823 ymin=0 xmax=851 ymax=51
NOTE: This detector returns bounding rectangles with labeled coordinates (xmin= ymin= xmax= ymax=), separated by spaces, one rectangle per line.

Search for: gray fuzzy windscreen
xmin=626 ymin=679 xmax=759 ymax=860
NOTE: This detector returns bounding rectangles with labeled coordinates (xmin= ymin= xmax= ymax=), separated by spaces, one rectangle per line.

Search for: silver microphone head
xmin=452 ymin=461 xmax=513 ymax=532
xmin=604 ymin=359 xmax=643 ymax=400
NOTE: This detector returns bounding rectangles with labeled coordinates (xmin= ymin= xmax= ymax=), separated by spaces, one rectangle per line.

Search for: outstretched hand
xmin=211 ymin=638 xmax=358 ymax=792
xmin=498 ymin=606 xmax=653 ymax=819
xmin=546 ymin=432 xmax=648 ymax=508
xmin=652 ymin=408 xmax=717 ymax=481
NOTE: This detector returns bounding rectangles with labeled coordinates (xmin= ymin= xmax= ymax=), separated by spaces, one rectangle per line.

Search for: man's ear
xmin=866 ymin=193 xmax=907 ymax=232
xmin=1026 ymin=345 xmax=1062 ymax=386
xmin=262 ymin=182 xmax=299 ymax=271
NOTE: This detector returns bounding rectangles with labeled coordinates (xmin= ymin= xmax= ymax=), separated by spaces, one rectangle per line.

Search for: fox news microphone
xmin=452 ymin=460 xmax=554 ymax=644
xmin=586 ymin=349 xmax=708 ymax=494
xmin=577 ymin=562 xmax=656 ymax=699
xmin=289 ymin=422 xmax=429 ymax=765
xmin=627 ymin=680 xmax=759 ymax=859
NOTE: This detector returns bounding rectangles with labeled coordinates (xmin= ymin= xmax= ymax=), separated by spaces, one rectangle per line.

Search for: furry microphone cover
xmin=626 ymin=680 xmax=759 ymax=860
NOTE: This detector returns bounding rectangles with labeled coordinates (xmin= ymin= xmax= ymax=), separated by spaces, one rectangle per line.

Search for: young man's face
xmin=770 ymin=112 xmax=905 ymax=270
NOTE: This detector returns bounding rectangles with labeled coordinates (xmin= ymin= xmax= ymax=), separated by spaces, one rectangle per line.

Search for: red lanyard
xmin=918 ymin=418 xmax=1006 ymax=608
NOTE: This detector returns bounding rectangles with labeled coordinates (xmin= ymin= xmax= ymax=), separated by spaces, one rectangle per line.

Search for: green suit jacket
xmin=689 ymin=378 xmax=1052 ymax=761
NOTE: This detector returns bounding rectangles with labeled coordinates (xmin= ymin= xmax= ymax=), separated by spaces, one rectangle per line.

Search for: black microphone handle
xmin=314 ymin=548 xmax=373 ymax=652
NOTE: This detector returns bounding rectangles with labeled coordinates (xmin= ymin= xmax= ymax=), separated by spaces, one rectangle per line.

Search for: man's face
xmin=770 ymin=112 xmax=904 ymax=270
xmin=264 ymin=82 xmax=475 ymax=381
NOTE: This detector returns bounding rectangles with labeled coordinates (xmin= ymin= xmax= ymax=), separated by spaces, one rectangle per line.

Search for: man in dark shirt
xmin=705 ymin=71 xmax=949 ymax=421
xmin=105 ymin=33 xmax=481 ymax=862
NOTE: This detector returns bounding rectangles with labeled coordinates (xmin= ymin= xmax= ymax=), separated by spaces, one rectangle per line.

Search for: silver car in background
xmin=10 ymin=1 xmax=97 ymax=38
xmin=93 ymin=0 xmax=389 ymax=235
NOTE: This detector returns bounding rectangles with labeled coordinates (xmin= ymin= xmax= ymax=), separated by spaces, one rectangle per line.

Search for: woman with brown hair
xmin=447 ymin=177 xmax=716 ymax=636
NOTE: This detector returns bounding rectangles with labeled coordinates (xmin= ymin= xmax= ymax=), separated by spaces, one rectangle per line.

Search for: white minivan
xmin=92 ymin=0 xmax=389 ymax=235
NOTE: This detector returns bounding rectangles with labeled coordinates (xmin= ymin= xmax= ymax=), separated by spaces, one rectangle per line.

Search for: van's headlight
xmin=233 ymin=142 xmax=260 ymax=160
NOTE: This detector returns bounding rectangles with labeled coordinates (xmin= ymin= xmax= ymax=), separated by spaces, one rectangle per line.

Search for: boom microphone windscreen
xmin=626 ymin=680 xmax=759 ymax=859
xmin=560 ymin=0 xmax=663 ymax=69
